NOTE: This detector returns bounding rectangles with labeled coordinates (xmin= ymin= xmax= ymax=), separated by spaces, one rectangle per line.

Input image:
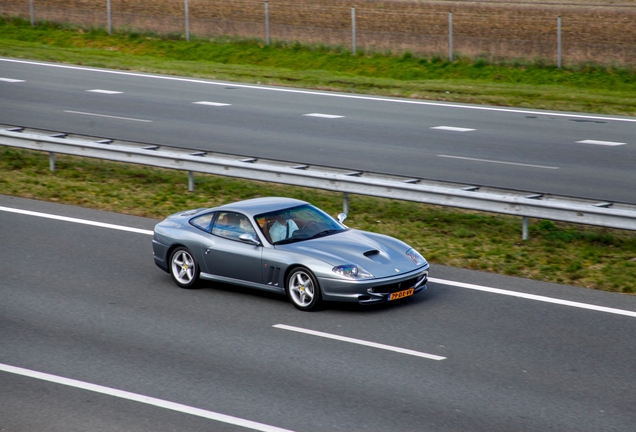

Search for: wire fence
xmin=1 ymin=0 xmax=635 ymax=67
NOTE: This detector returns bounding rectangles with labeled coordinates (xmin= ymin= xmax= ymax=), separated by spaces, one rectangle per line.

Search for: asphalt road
xmin=1 ymin=57 xmax=635 ymax=204
xmin=1 ymin=195 xmax=636 ymax=431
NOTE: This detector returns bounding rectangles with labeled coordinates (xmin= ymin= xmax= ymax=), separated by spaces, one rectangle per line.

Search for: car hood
xmin=279 ymin=229 xmax=424 ymax=278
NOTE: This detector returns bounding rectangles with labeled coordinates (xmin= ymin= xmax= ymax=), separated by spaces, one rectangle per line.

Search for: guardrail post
xmin=30 ymin=0 xmax=35 ymax=26
xmin=351 ymin=8 xmax=357 ymax=55
xmin=188 ymin=171 xmax=194 ymax=191
xmin=265 ymin=2 xmax=270 ymax=46
xmin=49 ymin=152 xmax=55 ymax=171
xmin=343 ymin=192 xmax=349 ymax=215
xmin=185 ymin=0 xmax=190 ymax=42
xmin=522 ymin=216 xmax=529 ymax=240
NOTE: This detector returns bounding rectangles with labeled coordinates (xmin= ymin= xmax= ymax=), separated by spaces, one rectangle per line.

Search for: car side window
xmin=190 ymin=212 xmax=215 ymax=232
xmin=211 ymin=212 xmax=257 ymax=241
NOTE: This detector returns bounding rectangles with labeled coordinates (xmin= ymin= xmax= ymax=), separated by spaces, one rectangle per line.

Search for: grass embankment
xmin=0 ymin=18 xmax=635 ymax=293
xmin=1 ymin=18 xmax=635 ymax=115
xmin=2 ymin=148 xmax=636 ymax=294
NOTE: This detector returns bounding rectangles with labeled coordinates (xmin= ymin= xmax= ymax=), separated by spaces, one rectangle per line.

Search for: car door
xmin=202 ymin=211 xmax=263 ymax=284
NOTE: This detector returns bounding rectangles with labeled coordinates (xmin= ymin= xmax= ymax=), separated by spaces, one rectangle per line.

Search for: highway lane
xmin=1 ymin=195 xmax=636 ymax=431
xmin=1 ymin=57 xmax=635 ymax=204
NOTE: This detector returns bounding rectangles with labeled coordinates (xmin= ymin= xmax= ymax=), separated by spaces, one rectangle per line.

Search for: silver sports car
xmin=152 ymin=197 xmax=429 ymax=311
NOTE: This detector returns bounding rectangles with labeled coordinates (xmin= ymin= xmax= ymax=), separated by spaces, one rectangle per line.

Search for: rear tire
xmin=169 ymin=247 xmax=200 ymax=289
xmin=286 ymin=268 xmax=321 ymax=311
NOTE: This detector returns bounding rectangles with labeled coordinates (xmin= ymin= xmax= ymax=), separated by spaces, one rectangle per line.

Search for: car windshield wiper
xmin=309 ymin=229 xmax=341 ymax=240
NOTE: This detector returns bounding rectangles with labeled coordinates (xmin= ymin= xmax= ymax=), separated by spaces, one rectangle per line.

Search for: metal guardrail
xmin=2 ymin=126 xmax=636 ymax=238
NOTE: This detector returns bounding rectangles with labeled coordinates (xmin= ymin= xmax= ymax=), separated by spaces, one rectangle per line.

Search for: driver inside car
xmin=269 ymin=213 xmax=299 ymax=242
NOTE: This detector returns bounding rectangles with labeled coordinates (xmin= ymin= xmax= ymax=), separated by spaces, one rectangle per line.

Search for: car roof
xmin=213 ymin=197 xmax=309 ymax=218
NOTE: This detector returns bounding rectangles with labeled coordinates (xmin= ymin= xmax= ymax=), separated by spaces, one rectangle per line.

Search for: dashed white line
xmin=193 ymin=101 xmax=231 ymax=106
xmin=0 ymin=363 xmax=294 ymax=432
xmin=303 ymin=113 xmax=344 ymax=119
xmin=87 ymin=89 xmax=122 ymax=94
xmin=1 ymin=205 xmax=634 ymax=318
xmin=273 ymin=324 xmax=446 ymax=360
xmin=576 ymin=140 xmax=626 ymax=146
xmin=63 ymin=110 xmax=152 ymax=123
xmin=431 ymin=126 xmax=475 ymax=132
xmin=0 ymin=77 xmax=25 ymax=82
xmin=438 ymin=155 xmax=559 ymax=169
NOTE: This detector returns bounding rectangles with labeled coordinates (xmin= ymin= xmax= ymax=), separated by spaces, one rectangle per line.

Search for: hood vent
xmin=364 ymin=250 xmax=380 ymax=257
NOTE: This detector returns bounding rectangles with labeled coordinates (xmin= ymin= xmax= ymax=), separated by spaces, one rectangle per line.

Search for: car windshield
xmin=255 ymin=204 xmax=346 ymax=245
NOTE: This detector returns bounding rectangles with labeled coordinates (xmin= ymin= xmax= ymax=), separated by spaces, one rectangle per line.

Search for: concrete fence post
xmin=107 ymin=0 xmax=112 ymax=35
xmin=265 ymin=2 xmax=270 ymax=46
xmin=185 ymin=0 xmax=190 ymax=42
xmin=351 ymin=8 xmax=357 ymax=55
xmin=557 ymin=16 xmax=562 ymax=69
xmin=449 ymin=12 xmax=453 ymax=61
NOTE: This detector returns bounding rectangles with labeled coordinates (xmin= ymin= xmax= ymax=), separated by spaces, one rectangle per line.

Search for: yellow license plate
xmin=388 ymin=287 xmax=414 ymax=301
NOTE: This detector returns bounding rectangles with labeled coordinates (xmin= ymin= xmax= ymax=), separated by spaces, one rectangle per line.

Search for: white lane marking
xmin=87 ymin=89 xmax=122 ymax=94
xmin=431 ymin=126 xmax=475 ymax=132
xmin=0 ymin=77 xmax=25 ymax=82
xmin=7 ymin=58 xmax=633 ymax=123
xmin=0 ymin=363 xmax=294 ymax=432
xmin=303 ymin=113 xmax=344 ymax=119
xmin=63 ymin=110 xmax=152 ymax=123
xmin=193 ymin=101 xmax=231 ymax=106
xmin=2 ymin=205 xmax=635 ymax=318
xmin=0 ymin=206 xmax=154 ymax=235
xmin=576 ymin=139 xmax=626 ymax=146
xmin=274 ymin=324 xmax=446 ymax=360
xmin=429 ymin=278 xmax=636 ymax=318
xmin=438 ymin=154 xmax=559 ymax=169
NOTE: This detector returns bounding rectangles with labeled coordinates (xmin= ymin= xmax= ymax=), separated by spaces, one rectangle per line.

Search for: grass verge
xmin=1 ymin=147 xmax=635 ymax=294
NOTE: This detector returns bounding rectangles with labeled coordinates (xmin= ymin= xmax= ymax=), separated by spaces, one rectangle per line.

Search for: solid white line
xmin=0 ymin=77 xmax=25 ymax=82
xmin=576 ymin=139 xmax=626 ymax=146
xmin=303 ymin=113 xmax=344 ymax=119
xmin=0 ymin=206 xmax=154 ymax=235
xmin=5 ymin=58 xmax=633 ymax=123
xmin=87 ymin=89 xmax=122 ymax=94
xmin=63 ymin=110 xmax=152 ymax=123
xmin=193 ymin=101 xmax=231 ymax=106
xmin=273 ymin=324 xmax=446 ymax=360
xmin=2 ymin=205 xmax=635 ymax=318
xmin=437 ymin=154 xmax=559 ymax=169
xmin=429 ymin=278 xmax=636 ymax=318
xmin=431 ymin=126 xmax=475 ymax=132
xmin=0 ymin=363 xmax=294 ymax=432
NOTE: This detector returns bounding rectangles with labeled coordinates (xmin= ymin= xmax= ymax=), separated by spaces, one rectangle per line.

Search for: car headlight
xmin=406 ymin=248 xmax=427 ymax=266
xmin=332 ymin=265 xmax=374 ymax=279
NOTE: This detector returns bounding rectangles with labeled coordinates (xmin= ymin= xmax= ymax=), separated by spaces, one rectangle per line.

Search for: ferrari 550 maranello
xmin=152 ymin=197 xmax=429 ymax=311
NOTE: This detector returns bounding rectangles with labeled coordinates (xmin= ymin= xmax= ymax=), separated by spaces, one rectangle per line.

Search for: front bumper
xmin=318 ymin=265 xmax=429 ymax=305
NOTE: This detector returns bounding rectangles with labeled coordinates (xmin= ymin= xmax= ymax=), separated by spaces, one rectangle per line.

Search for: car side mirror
xmin=239 ymin=233 xmax=260 ymax=246
xmin=337 ymin=213 xmax=347 ymax=224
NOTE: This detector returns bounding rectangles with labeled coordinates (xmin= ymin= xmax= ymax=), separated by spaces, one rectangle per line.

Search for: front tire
xmin=286 ymin=268 xmax=321 ymax=311
xmin=169 ymin=247 xmax=200 ymax=289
